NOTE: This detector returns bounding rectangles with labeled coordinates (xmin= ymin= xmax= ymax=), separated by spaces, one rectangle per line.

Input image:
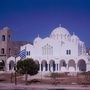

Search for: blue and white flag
xmin=19 ymin=48 xmax=26 ymax=59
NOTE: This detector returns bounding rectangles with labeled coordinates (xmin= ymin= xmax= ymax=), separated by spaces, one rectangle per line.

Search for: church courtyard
xmin=0 ymin=72 xmax=90 ymax=86
xmin=0 ymin=71 xmax=90 ymax=89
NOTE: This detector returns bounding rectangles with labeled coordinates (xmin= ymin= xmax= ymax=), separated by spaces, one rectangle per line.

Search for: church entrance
xmin=60 ymin=60 xmax=67 ymax=72
xmin=68 ymin=60 xmax=76 ymax=72
xmin=9 ymin=60 xmax=15 ymax=70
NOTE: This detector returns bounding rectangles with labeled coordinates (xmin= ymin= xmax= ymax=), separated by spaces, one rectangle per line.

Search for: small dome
xmin=3 ymin=27 xmax=10 ymax=30
xmin=71 ymin=34 xmax=79 ymax=40
xmin=71 ymin=33 xmax=80 ymax=42
xmin=34 ymin=35 xmax=42 ymax=44
xmin=50 ymin=26 xmax=70 ymax=40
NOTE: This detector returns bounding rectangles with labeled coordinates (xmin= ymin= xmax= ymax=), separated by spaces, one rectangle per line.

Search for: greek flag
xmin=19 ymin=48 xmax=26 ymax=59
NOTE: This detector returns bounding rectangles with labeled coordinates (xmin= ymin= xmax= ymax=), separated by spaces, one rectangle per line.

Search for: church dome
xmin=34 ymin=35 xmax=42 ymax=44
xmin=50 ymin=26 xmax=70 ymax=40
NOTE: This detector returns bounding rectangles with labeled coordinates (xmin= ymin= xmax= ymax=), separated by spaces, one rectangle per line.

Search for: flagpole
xmin=15 ymin=56 xmax=17 ymax=85
xmin=14 ymin=48 xmax=17 ymax=85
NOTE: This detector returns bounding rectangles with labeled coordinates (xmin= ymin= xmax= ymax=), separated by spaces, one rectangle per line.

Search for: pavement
xmin=0 ymin=83 xmax=90 ymax=90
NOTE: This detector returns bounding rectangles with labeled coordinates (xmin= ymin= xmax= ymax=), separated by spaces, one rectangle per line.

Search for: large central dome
xmin=50 ymin=26 xmax=70 ymax=40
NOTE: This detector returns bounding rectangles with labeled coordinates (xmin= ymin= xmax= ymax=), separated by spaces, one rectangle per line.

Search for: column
xmin=66 ymin=63 xmax=68 ymax=72
xmin=6 ymin=63 xmax=9 ymax=71
xmin=56 ymin=63 xmax=58 ymax=72
xmin=57 ymin=64 xmax=58 ymax=71
xmin=55 ymin=63 xmax=59 ymax=72
xmin=75 ymin=63 xmax=77 ymax=72
xmin=55 ymin=64 xmax=57 ymax=72
xmin=58 ymin=63 xmax=60 ymax=72
xmin=47 ymin=63 xmax=49 ymax=72
xmin=76 ymin=63 xmax=79 ymax=72
xmin=39 ymin=63 xmax=41 ymax=72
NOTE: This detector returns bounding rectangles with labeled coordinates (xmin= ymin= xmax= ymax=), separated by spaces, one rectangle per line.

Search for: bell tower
xmin=0 ymin=27 xmax=12 ymax=62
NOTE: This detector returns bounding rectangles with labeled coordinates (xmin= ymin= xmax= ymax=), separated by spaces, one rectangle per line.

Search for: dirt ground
xmin=0 ymin=72 xmax=90 ymax=85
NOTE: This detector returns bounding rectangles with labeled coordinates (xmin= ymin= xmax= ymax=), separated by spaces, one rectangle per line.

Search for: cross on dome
xmin=73 ymin=32 xmax=75 ymax=35
xmin=38 ymin=34 xmax=40 ymax=37
xmin=59 ymin=24 xmax=61 ymax=27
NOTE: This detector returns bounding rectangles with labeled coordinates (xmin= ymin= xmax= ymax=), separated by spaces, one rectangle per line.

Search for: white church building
xmin=6 ymin=26 xmax=90 ymax=73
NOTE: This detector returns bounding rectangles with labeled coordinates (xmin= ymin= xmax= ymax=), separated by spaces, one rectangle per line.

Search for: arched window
xmin=1 ymin=48 xmax=5 ymax=54
xmin=69 ymin=50 xmax=71 ymax=54
xmin=29 ymin=51 xmax=30 ymax=55
xmin=2 ymin=35 xmax=5 ymax=41
xmin=42 ymin=44 xmax=53 ymax=55
xmin=27 ymin=51 xmax=30 ymax=56
xmin=9 ymin=60 xmax=15 ymax=70
xmin=66 ymin=50 xmax=71 ymax=55
xmin=66 ymin=50 xmax=68 ymax=54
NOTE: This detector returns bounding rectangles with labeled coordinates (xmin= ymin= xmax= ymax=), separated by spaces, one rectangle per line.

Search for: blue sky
xmin=0 ymin=0 xmax=90 ymax=47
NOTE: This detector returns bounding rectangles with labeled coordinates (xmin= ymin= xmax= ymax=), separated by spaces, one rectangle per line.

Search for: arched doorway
xmin=60 ymin=60 xmax=66 ymax=72
xmin=78 ymin=59 xmax=86 ymax=72
xmin=68 ymin=59 xmax=76 ymax=72
xmin=9 ymin=60 xmax=15 ymax=70
xmin=49 ymin=60 xmax=55 ymax=72
xmin=0 ymin=60 xmax=5 ymax=71
xmin=41 ymin=60 xmax=47 ymax=71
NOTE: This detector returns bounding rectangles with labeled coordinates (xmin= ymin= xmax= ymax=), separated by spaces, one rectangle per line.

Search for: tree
xmin=17 ymin=58 xmax=39 ymax=84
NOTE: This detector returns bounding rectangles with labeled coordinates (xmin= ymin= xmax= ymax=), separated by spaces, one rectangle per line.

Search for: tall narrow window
xmin=42 ymin=44 xmax=53 ymax=55
xmin=1 ymin=48 xmax=5 ymax=54
xmin=27 ymin=51 xmax=30 ymax=56
xmin=66 ymin=50 xmax=68 ymax=55
xmin=66 ymin=50 xmax=71 ymax=55
xmin=69 ymin=50 xmax=71 ymax=55
xmin=27 ymin=51 xmax=28 ymax=55
xmin=29 ymin=51 xmax=30 ymax=55
xmin=2 ymin=35 xmax=5 ymax=41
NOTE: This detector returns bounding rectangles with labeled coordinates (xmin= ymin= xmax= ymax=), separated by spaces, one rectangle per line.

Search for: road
xmin=0 ymin=83 xmax=90 ymax=90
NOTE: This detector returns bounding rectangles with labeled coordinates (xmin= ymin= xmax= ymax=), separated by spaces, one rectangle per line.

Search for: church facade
xmin=6 ymin=26 xmax=90 ymax=73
